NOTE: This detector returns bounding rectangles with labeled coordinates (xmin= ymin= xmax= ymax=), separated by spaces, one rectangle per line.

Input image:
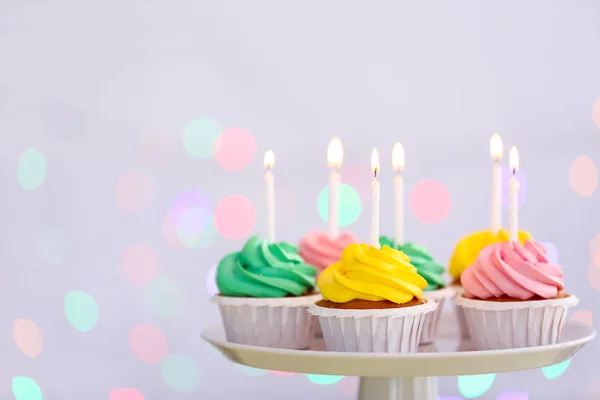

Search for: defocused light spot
xmin=458 ymin=374 xmax=496 ymax=398
xmin=64 ymin=291 xmax=98 ymax=332
xmin=409 ymin=180 xmax=452 ymax=224
xmin=586 ymin=264 xmax=600 ymax=291
xmin=593 ymin=97 xmax=600 ymax=129
xmin=317 ymin=183 xmax=362 ymax=227
xmin=176 ymin=209 xmax=217 ymax=248
xmin=234 ymin=365 xmax=267 ymax=377
xmin=116 ymin=172 xmax=154 ymax=214
xmin=121 ymin=244 xmax=159 ymax=286
xmin=306 ymin=374 xmax=344 ymax=385
xmin=161 ymin=213 xmax=186 ymax=249
xmin=570 ymin=310 xmax=593 ymax=327
xmin=501 ymin=167 xmax=527 ymax=207
xmin=215 ymin=195 xmax=256 ymax=240
xmin=109 ymin=388 xmax=145 ymax=400
xmin=13 ymin=319 xmax=43 ymax=358
xmin=146 ymin=275 xmax=186 ymax=318
xmin=268 ymin=370 xmax=295 ymax=376
xmin=540 ymin=241 xmax=559 ymax=265
xmin=569 ymin=156 xmax=597 ymax=197
xmin=206 ymin=265 xmax=218 ymax=296
xmin=183 ymin=117 xmax=222 ymax=159
xmin=339 ymin=376 xmax=359 ymax=397
xmin=161 ymin=354 xmax=201 ymax=392
xmin=33 ymin=225 xmax=69 ymax=267
xmin=12 ymin=376 xmax=42 ymax=400
xmin=18 ymin=148 xmax=47 ymax=190
xmin=128 ymin=324 xmax=168 ymax=364
xmin=497 ymin=392 xmax=528 ymax=400
xmin=214 ymin=127 xmax=256 ymax=171
xmin=542 ymin=359 xmax=571 ymax=379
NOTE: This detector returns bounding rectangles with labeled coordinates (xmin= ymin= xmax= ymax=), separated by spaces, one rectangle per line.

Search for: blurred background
xmin=1 ymin=1 xmax=599 ymax=399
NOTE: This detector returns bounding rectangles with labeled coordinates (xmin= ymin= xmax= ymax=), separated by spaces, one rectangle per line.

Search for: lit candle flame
xmin=327 ymin=138 xmax=343 ymax=168
xmin=490 ymin=134 xmax=503 ymax=161
xmin=371 ymin=148 xmax=380 ymax=177
xmin=392 ymin=142 xmax=405 ymax=172
xmin=509 ymin=146 xmax=519 ymax=173
xmin=264 ymin=150 xmax=275 ymax=169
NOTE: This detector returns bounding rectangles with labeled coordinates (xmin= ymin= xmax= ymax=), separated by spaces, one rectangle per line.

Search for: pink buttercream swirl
xmin=461 ymin=240 xmax=564 ymax=300
xmin=298 ymin=230 xmax=358 ymax=272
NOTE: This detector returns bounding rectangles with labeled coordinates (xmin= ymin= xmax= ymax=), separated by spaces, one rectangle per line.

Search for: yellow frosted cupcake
xmin=308 ymin=243 xmax=436 ymax=353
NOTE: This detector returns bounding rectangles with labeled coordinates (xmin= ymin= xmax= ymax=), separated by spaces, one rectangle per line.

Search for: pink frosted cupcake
xmin=298 ymin=231 xmax=358 ymax=272
xmin=454 ymin=240 xmax=578 ymax=350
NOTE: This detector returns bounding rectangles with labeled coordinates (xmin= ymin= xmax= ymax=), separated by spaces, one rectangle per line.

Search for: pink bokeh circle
xmin=268 ymin=370 xmax=295 ymax=376
xmin=339 ymin=376 xmax=359 ymax=397
xmin=409 ymin=180 xmax=452 ymax=224
xmin=587 ymin=264 xmax=600 ymax=291
xmin=128 ymin=324 xmax=168 ymax=364
xmin=121 ymin=244 xmax=159 ymax=285
xmin=214 ymin=195 xmax=256 ymax=240
xmin=13 ymin=319 xmax=43 ymax=358
xmin=162 ymin=213 xmax=186 ymax=249
xmin=569 ymin=156 xmax=598 ymax=197
xmin=116 ymin=172 xmax=154 ymax=214
xmin=109 ymin=388 xmax=145 ymax=400
xmin=570 ymin=310 xmax=593 ymax=327
xmin=214 ymin=128 xmax=256 ymax=171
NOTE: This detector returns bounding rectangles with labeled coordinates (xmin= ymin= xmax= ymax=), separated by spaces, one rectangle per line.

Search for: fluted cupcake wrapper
xmin=420 ymin=288 xmax=455 ymax=344
xmin=450 ymin=284 xmax=470 ymax=339
xmin=309 ymin=301 xmax=436 ymax=353
xmin=454 ymin=294 xmax=579 ymax=350
xmin=212 ymin=294 xmax=322 ymax=349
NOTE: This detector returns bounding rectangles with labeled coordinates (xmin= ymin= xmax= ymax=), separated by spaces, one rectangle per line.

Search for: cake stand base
xmin=358 ymin=376 xmax=437 ymax=400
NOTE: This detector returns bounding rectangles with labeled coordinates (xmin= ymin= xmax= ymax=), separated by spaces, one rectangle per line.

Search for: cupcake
xmin=449 ymin=229 xmax=532 ymax=338
xmin=454 ymin=240 xmax=579 ymax=350
xmin=212 ymin=236 xmax=320 ymax=349
xmin=308 ymin=243 xmax=436 ymax=353
xmin=299 ymin=231 xmax=358 ymax=272
xmin=379 ymin=237 xmax=454 ymax=343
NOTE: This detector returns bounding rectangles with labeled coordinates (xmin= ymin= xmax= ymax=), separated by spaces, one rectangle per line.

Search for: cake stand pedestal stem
xmin=358 ymin=376 xmax=438 ymax=400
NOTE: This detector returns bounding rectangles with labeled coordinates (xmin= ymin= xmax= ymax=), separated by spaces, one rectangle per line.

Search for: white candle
xmin=490 ymin=134 xmax=503 ymax=235
xmin=392 ymin=142 xmax=405 ymax=246
xmin=508 ymin=147 xmax=520 ymax=242
xmin=264 ymin=150 xmax=276 ymax=242
xmin=370 ymin=148 xmax=381 ymax=248
xmin=327 ymin=138 xmax=343 ymax=238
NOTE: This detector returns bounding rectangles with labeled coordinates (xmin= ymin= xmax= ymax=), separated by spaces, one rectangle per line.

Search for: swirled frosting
xmin=379 ymin=237 xmax=445 ymax=291
xmin=298 ymin=231 xmax=358 ymax=272
xmin=318 ymin=243 xmax=428 ymax=304
xmin=449 ymin=229 xmax=532 ymax=279
xmin=461 ymin=240 xmax=564 ymax=300
xmin=216 ymin=236 xmax=318 ymax=298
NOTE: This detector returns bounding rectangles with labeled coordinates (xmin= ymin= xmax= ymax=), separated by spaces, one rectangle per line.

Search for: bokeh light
xmin=317 ymin=183 xmax=362 ymax=227
xmin=13 ymin=319 xmax=43 ymax=358
xmin=183 ymin=117 xmax=222 ymax=159
xmin=128 ymin=324 xmax=168 ymax=364
xmin=13 ymin=377 xmax=42 ymax=400
xmin=206 ymin=265 xmax=218 ymax=296
xmin=18 ymin=148 xmax=47 ymax=190
xmin=161 ymin=213 xmax=187 ymax=249
xmin=586 ymin=264 xmax=600 ymax=291
xmin=306 ymin=374 xmax=344 ymax=385
xmin=33 ymin=225 xmax=69 ymax=267
xmin=214 ymin=127 xmax=256 ymax=170
xmin=542 ymin=359 xmax=571 ymax=379
xmin=458 ymin=374 xmax=496 ymax=398
xmin=501 ymin=167 xmax=528 ymax=207
xmin=214 ymin=195 xmax=256 ymax=240
xmin=116 ymin=172 xmax=154 ymax=214
xmin=145 ymin=275 xmax=186 ymax=318
xmin=569 ymin=156 xmax=597 ymax=197
xmin=64 ymin=291 xmax=98 ymax=332
xmin=234 ymin=365 xmax=267 ymax=377
xmin=593 ymin=97 xmax=600 ymax=129
xmin=339 ymin=376 xmax=359 ymax=397
xmin=497 ymin=392 xmax=528 ymax=400
xmin=268 ymin=370 xmax=295 ymax=376
xmin=176 ymin=209 xmax=217 ymax=249
xmin=409 ymin=180 xmax=452 ymax=224
xmin=121 ymin=244 xmax=159 ymax=286
xmin=540 ymin=241 xmax=559 ymax=265
xmin=160 ymin=354 xmax=201 ymax=392
xmin=570 ymin=310 xmax=593 ymax=326
xmin=109 ymin=388 xmax=145 ymax=400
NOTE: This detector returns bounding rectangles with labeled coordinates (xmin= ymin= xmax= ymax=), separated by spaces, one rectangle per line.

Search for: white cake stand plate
xmin=203 ymin=320 xmax=595 ymax=400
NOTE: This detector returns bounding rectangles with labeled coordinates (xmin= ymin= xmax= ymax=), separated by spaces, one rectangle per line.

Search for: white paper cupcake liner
xmin=420 ymin=288 xmax=455 ymax=344
xmin=454 ymin=294 xmax=579 ymax=350
xmin=212 ymin=293 xmax=322 ymax=349
xmin=309 ymin=300 xmax=436 ymax=353
xmin=450 ymin=284 xmax=470 ymax=339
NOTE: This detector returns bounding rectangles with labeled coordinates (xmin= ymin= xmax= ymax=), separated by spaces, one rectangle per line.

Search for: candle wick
xmin=374 ymin=168 xmax=378 ymax=178
xmin=512 ymin=168 xmax=516 ymax=175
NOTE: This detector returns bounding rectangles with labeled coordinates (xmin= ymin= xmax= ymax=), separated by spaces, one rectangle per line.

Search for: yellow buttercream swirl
xmin=317 ymin=243 xmax=428 ymax=304
xmin=448 ymin=229 xmax=532 ymax=279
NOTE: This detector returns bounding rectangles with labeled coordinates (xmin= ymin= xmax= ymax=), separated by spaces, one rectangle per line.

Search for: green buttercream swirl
xmin=216 ymin=236 xmax=318 ymax=298
xmin=379 ymin=236 xmax=446 ymax=291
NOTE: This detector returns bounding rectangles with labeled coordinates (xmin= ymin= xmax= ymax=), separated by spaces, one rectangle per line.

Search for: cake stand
xmin=202 ymin=316 xmax=595 ymax=400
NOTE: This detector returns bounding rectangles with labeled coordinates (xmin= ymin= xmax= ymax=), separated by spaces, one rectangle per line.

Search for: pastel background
xmin=1 ymin=1 xmax=599 ymax=399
